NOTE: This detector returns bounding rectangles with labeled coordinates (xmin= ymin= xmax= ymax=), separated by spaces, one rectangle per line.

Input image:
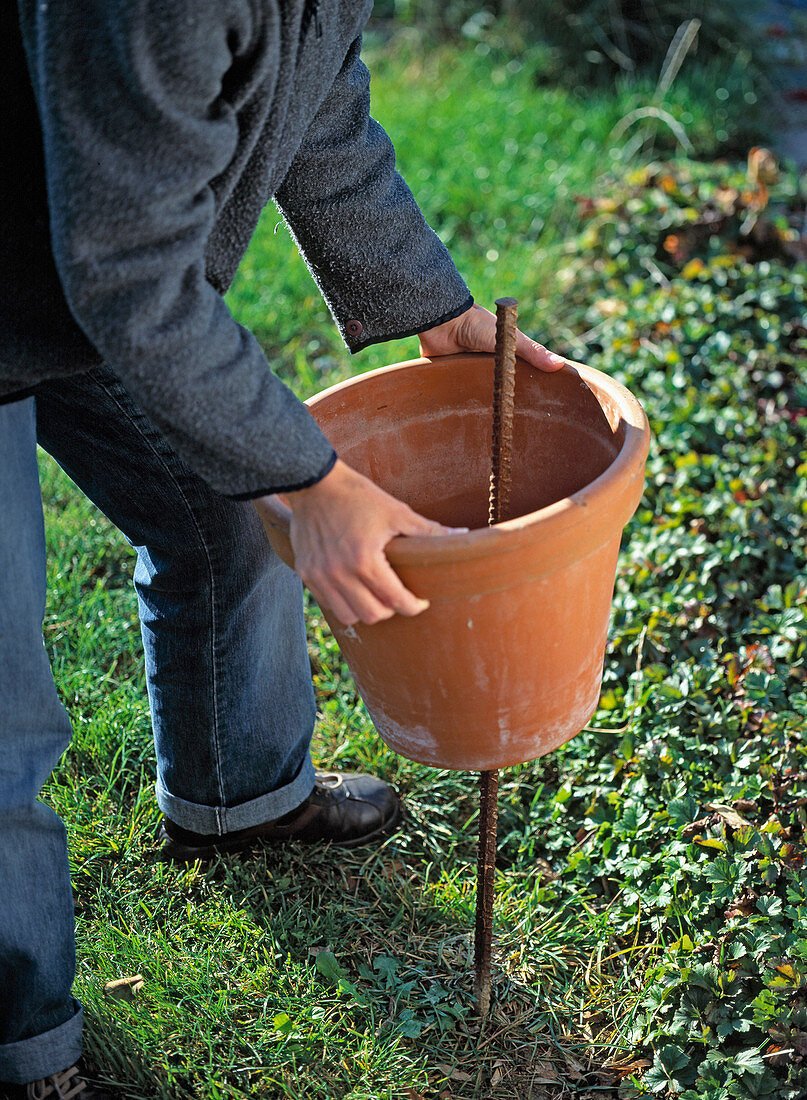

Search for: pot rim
xmin=305 ymin=352 xmax=651 ymax=567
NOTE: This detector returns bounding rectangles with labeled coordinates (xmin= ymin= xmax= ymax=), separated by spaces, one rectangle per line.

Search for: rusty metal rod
xmin=488 ymin=297 xmax=519 ymax=527
xmin=475 ymin=296 xmax=518 ymax=1018
xmin=474 ymin=768 xmax=499 ymax=1017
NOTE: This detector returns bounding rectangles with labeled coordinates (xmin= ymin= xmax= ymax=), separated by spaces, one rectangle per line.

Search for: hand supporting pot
xmin=419 ymin=302 xmax=567 ymax=373
xmin=253 ymin=459 xmax=467 ymax=626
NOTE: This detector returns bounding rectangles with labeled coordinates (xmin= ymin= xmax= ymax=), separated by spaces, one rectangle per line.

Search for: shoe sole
xmin=159 ymin=800 xmax=402 ymax=863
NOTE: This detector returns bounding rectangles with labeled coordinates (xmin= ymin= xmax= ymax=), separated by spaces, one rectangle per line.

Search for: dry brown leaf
xmin=565 ymin=1057 xmax=585 ymax=1079
xmin=681 ymin=816 xmax=711 ymax=837
xmin=704 ymin=803 xmax=753 ymax=829
xmin=435 ymin=1064 xmax=474 ymax=1083
xmin=532 ymin=1060 xmax=559 ymax=1080
xmin=764 ymin=1043 xmax=793 ymax=1068
xmin=450 ymin=1069 xmax=473 ymax=1082
xmin=103 ymin=975 xmax=144 ymax=1002
xmin=734 ymin=798 xmax=758 ymax=814
xmin=612 ymin=1058 xmax=653 ymax=1079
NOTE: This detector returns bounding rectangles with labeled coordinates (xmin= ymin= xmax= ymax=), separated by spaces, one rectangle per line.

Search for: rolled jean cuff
xmin=155 ymin=753 xmax=317 ymax=835
xmin=0 ymin=1001 xmax=82 ymax=1085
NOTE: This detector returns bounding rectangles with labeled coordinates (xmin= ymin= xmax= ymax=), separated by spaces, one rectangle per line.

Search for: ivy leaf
xmin=657 ymin=1043 xmax=690 ymax=1073
xmin=273 ymin=1012 xmax=293 ymax=1036
xmin=336 ymin=978 xmax=365 ymax=1004
xmin=734 ymin=1047 xmax=766 ymax=1076
xmin=640 ymin=1062 xmax=677 ymax=1094
xmin=756 ymin=896 xmax=783 ymax=917
xmin=314 ymin=950 xmax=347 ymax=985
xmin=396 ymin=1008 xmax=423 ymax=1039
xmin=668 ymin=794 xmax=699 ymax=826
xmin=373 ymin=954 xmax=400 ymax=990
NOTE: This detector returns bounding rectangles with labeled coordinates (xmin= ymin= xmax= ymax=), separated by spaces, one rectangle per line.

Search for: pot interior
xmin=311 ymin=357 xmax=622 ymax=529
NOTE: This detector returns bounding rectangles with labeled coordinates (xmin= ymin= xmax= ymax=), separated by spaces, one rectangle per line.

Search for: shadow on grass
xmin=60 ymin=729 xmax=653 ymax=1100
xmin=75 ymin=819 xmax=630 ymax=1099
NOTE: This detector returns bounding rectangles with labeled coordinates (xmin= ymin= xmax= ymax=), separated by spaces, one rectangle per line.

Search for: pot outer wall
xmin=271 ymin=353 xmax=650 ymax=773
xmin=333 ymin=536 xmax=623 ymax=770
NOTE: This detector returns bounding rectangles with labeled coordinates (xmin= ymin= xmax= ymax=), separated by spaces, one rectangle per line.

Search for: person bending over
xmin=0 ymin=2 xmax=564 ymax=1095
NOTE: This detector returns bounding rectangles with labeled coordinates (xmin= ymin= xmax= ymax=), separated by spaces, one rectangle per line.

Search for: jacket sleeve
xmin=20 ymin=0 xmax=336 ymax=499
xmin=274 ymin=37 xmax=473 ymax=353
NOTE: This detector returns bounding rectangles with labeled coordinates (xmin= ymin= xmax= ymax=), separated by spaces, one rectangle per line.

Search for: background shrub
xmin=371 ymin=0 xmax=771 ymax=149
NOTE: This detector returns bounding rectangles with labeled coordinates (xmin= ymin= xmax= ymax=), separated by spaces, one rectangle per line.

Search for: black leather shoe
xmin=159 ymin=771 xmax=401 ymax=862
xmin=0 ymin=1061 xmax=117 ymax=1099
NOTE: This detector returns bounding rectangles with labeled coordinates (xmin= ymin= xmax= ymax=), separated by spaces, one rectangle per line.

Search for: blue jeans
xmin=0 ymin=368 xmax=317 ymax=1083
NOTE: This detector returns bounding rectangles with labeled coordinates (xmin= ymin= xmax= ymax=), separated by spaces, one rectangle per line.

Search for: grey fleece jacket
xmin=6 ymin=0 xmax=472 ymax=497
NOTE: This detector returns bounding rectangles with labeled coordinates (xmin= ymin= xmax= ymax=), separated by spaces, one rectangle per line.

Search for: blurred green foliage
xmin=370 ymin=0 xmax=771 ymax=133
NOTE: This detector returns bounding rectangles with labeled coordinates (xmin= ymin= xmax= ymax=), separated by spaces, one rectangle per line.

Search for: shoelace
xmin=28 ymin=1066 xmax=87 ymax=1100
xmin=315 ymin=771 xmax=343 ymax=790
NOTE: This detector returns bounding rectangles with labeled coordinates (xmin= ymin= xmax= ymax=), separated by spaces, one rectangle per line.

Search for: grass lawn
xmin=37 ymin=38 xmax=806 ymax=1100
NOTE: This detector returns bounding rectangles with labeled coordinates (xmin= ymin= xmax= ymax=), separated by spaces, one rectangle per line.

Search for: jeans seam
xmin=93 ymin=374 xmax=227 ymax=824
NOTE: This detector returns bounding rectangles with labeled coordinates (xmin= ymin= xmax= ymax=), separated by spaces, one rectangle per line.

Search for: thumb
xmin=399 ymin=510 xmax=469 ymax=538
xmin=462 ymin=305 xmax=567 ymax=372
xmin=516 ymin=329 xmax=566 ymax=372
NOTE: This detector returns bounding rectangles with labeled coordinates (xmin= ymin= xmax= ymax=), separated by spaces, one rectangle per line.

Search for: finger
xmin=515 ymin=329 xmax=566 ymax=372
xmin=310 ymin=572 xmax=398 ymax=626
xmin=305 ymin=580 xmax=362 ymax=627
xmin=336 ymin=583 xmax=397 ymax=625
xmin=465 ymin=307 xmax=566 ymax=371
xmin=362 ymin=555 xmax=431 ymax=619
xmin=397 ymin=510 xmax=469 ymax=538
xmin=320 ymin=554 xmax=409 ymax=625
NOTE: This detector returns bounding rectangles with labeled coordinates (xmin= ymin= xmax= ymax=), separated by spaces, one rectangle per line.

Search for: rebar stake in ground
xmin=475 ymin=296 xmax=518 ymax=1018
xmin=475 ymin=768 xmax=499 ymax=1017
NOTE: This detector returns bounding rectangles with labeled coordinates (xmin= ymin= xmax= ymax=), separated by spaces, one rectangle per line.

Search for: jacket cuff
xmin=0 ymin=386 xmax=37 ymax=406
xmin=226 ymin=449 xmax=338 ymax=500
xmin=346 ymin=295 xmax=475 ymax=354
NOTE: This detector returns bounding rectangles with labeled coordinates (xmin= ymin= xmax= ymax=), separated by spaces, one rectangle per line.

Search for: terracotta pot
xmin=263 ymin=353 xmax=650 ymax=771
